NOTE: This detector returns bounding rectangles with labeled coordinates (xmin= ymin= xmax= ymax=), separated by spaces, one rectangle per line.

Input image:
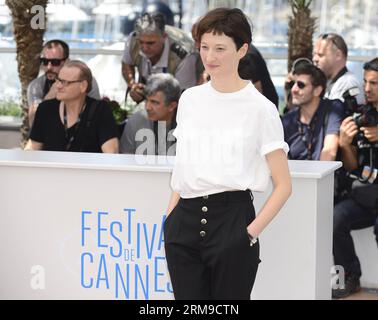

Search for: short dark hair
xmin=291 ymin=57 xmax=313 ymax=73
xmin=196 ymin=8 xmax=252 ymax=50
xmin=363 ymin=57 xmax=378 ymax=72
xmin=293 ymin=64 xmax=327 ymax=97
xmin=134 ymin=12 xmax=165 ymax=36
xmin=43 ymin=39 xmax=69 ymax=59
xmin=318 ymin=33 xmax=348 ymax=58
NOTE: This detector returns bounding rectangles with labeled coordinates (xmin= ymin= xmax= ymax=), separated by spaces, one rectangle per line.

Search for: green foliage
xmin=0 ymin=99 xmax=22 ymax=117
xmin=290 ymin=0 xmax=312 ymax=14
xmin=108 ymin=100 xmax=127 ymax=124
xmin=107 ymin=98 xmax=138 ymax=124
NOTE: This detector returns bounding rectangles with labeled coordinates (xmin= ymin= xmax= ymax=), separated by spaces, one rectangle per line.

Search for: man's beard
xmin=45 ymin=71 xmax=58 ymax=80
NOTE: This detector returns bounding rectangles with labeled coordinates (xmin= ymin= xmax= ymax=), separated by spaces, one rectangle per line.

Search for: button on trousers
xmin=164 ymin=190 xmax=260 ymax=300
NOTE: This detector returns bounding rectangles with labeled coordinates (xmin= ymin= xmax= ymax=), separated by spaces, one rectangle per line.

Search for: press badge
xmin=361 ymin=166 xmax=378 ymax=184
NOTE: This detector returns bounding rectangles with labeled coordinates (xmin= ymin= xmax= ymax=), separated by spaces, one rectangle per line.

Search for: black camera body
xmin=343 ymin=87 xmax=378 ymax=148
xmin=343 ymin=87 xmax=361 ymax=116
xmin=352 ymin=104 xmax=378 ymax=128
xmin=343 ymin=87 xmax=378 ymax=128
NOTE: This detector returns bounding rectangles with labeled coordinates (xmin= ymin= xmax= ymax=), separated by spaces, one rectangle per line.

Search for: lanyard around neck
xmin=297 ymin=111 xmax=319 ymax=160
xmin=63 ymin=102 xmax=86 ymax=151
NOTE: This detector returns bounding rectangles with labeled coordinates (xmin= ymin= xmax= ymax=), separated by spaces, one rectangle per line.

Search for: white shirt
xmin=326 ymin=71 xmax=365 ymax=104
xmin=171 ymin=81 xmax=289 ymax=198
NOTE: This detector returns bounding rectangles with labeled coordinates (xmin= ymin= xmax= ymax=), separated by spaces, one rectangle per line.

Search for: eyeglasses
xmin=40 ymin=57 xmax=66 ymax=66
xmin=363 ymin=61 xmax=378 ymax=72
xmin=56 ymin=77 xmax=83 ymax=86
xmin=287 ymin=80 xmax=307 ymax=90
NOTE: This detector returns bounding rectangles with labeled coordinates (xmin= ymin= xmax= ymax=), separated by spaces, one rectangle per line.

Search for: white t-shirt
xmin=326 ymin=71 xmax=365 ymax=104
xmin=171 ymin=81 xmax=289 ymax=198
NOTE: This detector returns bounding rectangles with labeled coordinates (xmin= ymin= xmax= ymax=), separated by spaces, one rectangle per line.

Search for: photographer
xmin=332 ymin=58 xmax=378 ymax=299
xmin=121 ymin=13 xmax=197 ymax=103
xmin=313 ymin=33 xmax=364 ymax=105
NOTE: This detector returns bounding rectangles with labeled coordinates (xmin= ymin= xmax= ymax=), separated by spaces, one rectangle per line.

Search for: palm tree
xmin=6 ymin=0 xmax=48 ymax=148
xmin=287 ymin=0 xmax=316 ymax=72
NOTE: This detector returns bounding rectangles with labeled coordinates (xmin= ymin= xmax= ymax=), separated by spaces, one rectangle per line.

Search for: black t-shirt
xmin=238 ymin=44 xmax=279 ymax=108
xmin=30 ymin=97 xmax=118 ymax=153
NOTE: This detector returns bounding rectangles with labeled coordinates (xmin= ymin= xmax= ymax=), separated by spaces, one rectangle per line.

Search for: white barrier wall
xmin=0 ymin=149 xmax=342 ymax=299
xmin=352 ymin=228 xmax=378 ymax=288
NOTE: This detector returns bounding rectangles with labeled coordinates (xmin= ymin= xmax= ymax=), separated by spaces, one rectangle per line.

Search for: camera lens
xmin=353 ymin=109 xmax=378 ymax=127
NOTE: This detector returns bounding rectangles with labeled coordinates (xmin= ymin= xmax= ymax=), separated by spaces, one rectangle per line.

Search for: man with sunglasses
xmin=283 ymin=58 xmax=313 ymax=113
xmin=332 ymin=58 xmax=378 ymax=299
xmin=27 ymin=39 xmax=100 ymax=126
xmin=25 ymin=60 xmax=118 ymax=153
xmin=121 ymin=13 xmax=197 ymax=103
xmin=313 ymin=33 xmax=364 ymax=105
xmin=282 ymin=64 xmax=345 ymax=161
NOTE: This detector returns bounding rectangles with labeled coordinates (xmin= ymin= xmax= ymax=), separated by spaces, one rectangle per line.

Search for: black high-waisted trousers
xmin=164 ymin=190 xmax=260 ymax=300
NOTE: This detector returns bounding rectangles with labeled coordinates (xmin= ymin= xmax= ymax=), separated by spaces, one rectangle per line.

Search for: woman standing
xmin=164 ymin=8 xmax=292 ymax=300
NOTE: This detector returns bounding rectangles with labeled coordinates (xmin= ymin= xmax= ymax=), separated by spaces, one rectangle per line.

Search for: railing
xmin=0 ymin=43 xmax=377 ymax=109
xmin=1 ymin=45 xmax=377 ymax=61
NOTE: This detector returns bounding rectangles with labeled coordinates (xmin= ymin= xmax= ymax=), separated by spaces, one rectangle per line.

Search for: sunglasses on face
xmin=288 ymin=80 xmax=307 ymax=90
xmin=40 ymin=57 xmax=65 ymax=66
